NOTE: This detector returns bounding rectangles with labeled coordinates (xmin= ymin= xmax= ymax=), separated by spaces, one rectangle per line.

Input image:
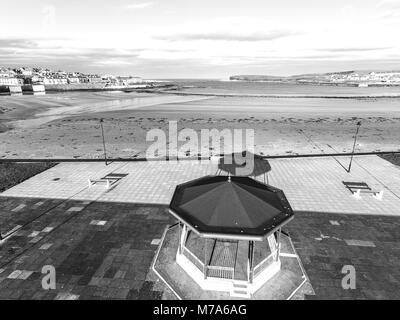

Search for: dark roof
xmin=169 ymin=176 xmax=294 ymax=241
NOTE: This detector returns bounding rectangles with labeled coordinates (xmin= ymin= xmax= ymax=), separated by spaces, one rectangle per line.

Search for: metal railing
xmin=182 ymin=246 xmax=235 ymax=280
xmin=2 ymin=151 xmax=399 ymax=163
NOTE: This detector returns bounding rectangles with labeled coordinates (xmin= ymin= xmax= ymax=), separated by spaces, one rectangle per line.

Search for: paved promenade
xmin=0 ymin=155 xmax=399 ymax=299
xmin=2 ymin=155 xmax=400 ymax=216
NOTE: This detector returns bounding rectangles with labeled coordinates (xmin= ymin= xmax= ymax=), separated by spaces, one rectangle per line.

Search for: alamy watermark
xmin=41 ymin=265 xmax=56 ymax=290
xmin=146 ymin=121 xmax=256 ymax=175
xmin=341 ymin=265 xmax=356 ymax=290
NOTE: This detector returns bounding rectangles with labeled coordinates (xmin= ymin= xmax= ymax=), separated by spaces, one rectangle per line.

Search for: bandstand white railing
xmin=207 ymin=266 xmax=234 ymax=279
xmin=182 ymin=246 xmax=204 ymax=271
xmin=182 ymin=246 xmax=235 ymax=280
xmin=253 ymin=250 xmax=277 ymax=279
xmin=180 ymin=228 xmax=281 ymax=284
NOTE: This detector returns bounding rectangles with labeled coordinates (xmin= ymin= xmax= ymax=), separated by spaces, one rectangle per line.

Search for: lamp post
xmin=348 ymin=121 xmax=362 ymax=173
xmin=99 ymin=118 xmax=108 ymax=165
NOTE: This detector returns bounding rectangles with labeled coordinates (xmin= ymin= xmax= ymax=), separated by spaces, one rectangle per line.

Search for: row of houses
xmin=0 ymin=77 xmax=23 ymax=86
xmin=327 ymin=71 xmax=400 ymax=84
xmin=0 ymin=67 xmax=144 ymax=87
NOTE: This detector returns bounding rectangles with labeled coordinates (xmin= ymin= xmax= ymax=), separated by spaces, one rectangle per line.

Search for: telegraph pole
xmin=100 ymin=118 xmax=108 ymax=165
xmin=348 ymin=121 xmax=362 ymax=173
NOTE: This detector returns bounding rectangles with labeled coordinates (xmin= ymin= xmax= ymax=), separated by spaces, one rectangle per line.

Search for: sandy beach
xmin=1 ymin=90 xmax=400 ymax=159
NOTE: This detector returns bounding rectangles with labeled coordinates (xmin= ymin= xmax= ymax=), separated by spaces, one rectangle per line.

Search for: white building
xmin=67 ymin=77 xmax=80 ymax=84
xmin=43 ymin=78 xmax=68 ymax=85
xmin=118 ymin=76 xmax=143 ymax=85
xmin=0 ymin=77 xmax=22 ymax=86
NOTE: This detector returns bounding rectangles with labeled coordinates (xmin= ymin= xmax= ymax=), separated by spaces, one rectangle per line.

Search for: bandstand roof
xmin=169 ymin=176 xmax=294 ymax=241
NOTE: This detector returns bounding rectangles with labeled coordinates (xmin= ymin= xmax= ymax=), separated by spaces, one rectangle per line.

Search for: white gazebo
xmin=169 ymin=175 xmax=294 ymax=298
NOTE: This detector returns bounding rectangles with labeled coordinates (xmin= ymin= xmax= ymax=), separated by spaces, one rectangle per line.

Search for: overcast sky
xmin=1 ymin=0 xmax=400 ymax=78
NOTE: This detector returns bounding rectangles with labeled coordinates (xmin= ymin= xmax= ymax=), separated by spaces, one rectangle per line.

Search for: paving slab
xmin=0 ymin=199 xmax=173 ymax=300
xmin=287 ymin=211 xmax=400 ymax=299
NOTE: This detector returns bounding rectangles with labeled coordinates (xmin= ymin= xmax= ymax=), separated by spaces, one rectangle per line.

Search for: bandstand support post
xmin=276 ymin=228 xmax=282 ymax=261
xmin=249 ymin=241 xmax=255 ymax=284
xmin=178 ymin=222 xmax=182 ymax=254
xmin=203 ymin=238 xmax=207 ymax=279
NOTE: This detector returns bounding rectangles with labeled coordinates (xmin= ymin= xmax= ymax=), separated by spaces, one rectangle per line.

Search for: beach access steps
xmin=230 ymin=241 xmax=251 ymax=298
xmin=234 ymin=240 xmax=249 ymax=281
xmin=343 ymin=181 xmax=384 ymax=200
xmin=88 ymin=173 xmax=128 ymax=189
xmin=230 ymin=281 xmax=251 ymax=298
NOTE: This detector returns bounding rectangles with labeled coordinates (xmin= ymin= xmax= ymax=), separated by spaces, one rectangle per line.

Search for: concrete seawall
xmin=44 ymin=83 xmax=171 ymax=92
xmin=1 ymin=83 xmax=173 ymax=95
xmin=0 ymin=85 xmax=45 ymax=95
xmin=22 ymin=84 xmax=45 ymax=93
xmin=0 ymin=85 xmax=22 ymax=95
xmin=45 ymin=83 xmax=149 ymax=91
xmin=45 ymin=83 xmax=109 ymax=91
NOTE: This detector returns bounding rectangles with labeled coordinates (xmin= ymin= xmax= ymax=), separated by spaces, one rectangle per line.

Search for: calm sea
xmin=159 ymin=79 xmax=400 ymax=97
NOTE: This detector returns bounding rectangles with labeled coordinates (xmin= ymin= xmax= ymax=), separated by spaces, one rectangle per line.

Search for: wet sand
xmin=1 ymin=92 xmax=400 ymax=159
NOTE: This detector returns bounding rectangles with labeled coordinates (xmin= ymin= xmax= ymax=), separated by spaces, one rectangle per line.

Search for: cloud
xmin=205 ymin=54 xmax=351 ymax=66
xmin=317 ymin=47 xmax=393 ymax=53
xmin=0 ymin=40 xmax=143 ymax=70
xmin=378 ymin=0 xmax=400 ymax=10
xmin=156 ymin=30 xmax=296 ymax=42
xmin=76 ymin=47 xmax=142 ymax=59
xmin=377 ymin=0 xmax=400 ymax=18
xmin=0 ymin=39 xmax=38 ymax=49
xmin=90 ymin=59 xmax=134 ymax=66
xmin=124 ymin=2 xmax=154 ymax=10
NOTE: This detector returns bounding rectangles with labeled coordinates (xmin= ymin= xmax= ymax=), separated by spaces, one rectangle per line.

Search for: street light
xmin=348 ymin=121 xmax=362 ymax=173
xmin=99 ymin=118 xmax=108 ymax=165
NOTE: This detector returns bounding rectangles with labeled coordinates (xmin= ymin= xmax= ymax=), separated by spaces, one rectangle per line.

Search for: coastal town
xmin=324 ymin=71 xmax=400 ymax=86
xmin=230 ymin=70 xmax=400 ymax=87
xmin=0 ymin=66 xmax=149 ymax=94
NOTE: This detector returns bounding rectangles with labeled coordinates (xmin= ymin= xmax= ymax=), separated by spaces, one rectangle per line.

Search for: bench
xmin=88 ymin=173 xmax=128 ymax=189
xmin=342 ymin=181 xmax=384 ymax=200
